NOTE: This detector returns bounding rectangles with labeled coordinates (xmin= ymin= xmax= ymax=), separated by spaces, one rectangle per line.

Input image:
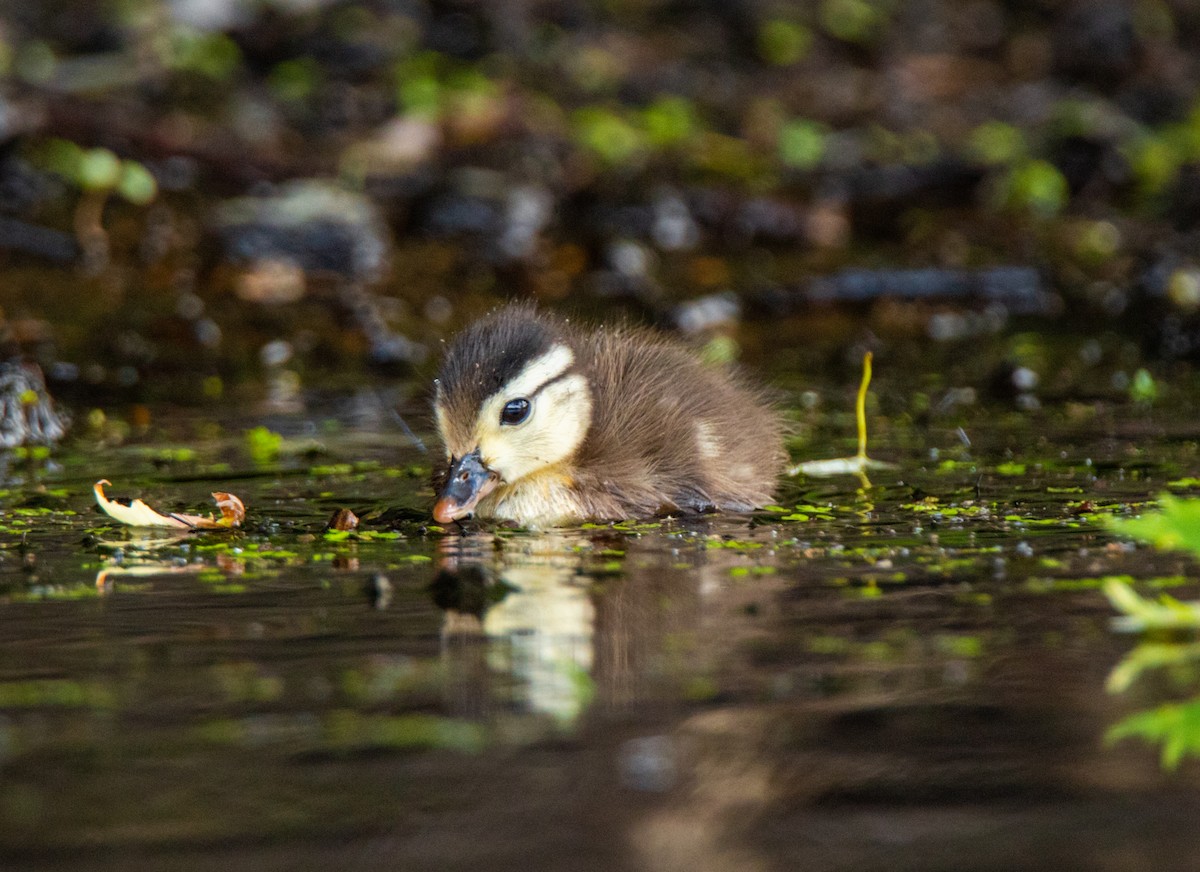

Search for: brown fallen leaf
xmin=94 ymin=480 xmax=244 ymax=529
xmin=327 ymin=507 xmax=360 ymax=532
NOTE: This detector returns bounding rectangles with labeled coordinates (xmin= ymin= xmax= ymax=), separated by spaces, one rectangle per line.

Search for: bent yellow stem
xmin=790 ymin=351 xmax=893 ymax=483
xmin=856 ymin=351 xmax=872 ymax=461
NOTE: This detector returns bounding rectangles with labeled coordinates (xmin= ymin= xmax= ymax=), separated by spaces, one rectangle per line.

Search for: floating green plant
xmin=778 ymin=118 xmax=828 ymax=170
xmin=642 ymin=95 xmax=697 ymax=148
xmin=758 ymin=19 xmax=812 ymax=66
xmin=1129 ymin=368 xmax=1159 ymax=404
xmin=968 ymin=120 xmax=1026 ymax=166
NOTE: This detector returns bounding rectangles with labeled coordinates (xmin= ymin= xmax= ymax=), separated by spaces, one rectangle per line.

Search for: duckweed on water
xmin=0 ymin=679 xmax=116 ymax=709
xmin=325 ymin=711 xmax=487 ymax=754
xmin=729 ymin=566 xmax=776 ymax=578
xmin=706 ymin=538 xmax=765 ymax=551
xmin=995 ymin=462 xmax=1027 ymax=476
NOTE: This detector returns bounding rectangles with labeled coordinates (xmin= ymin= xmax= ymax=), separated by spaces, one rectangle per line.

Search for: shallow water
xmin=3 ymin=335 xmax=1200 ymax=872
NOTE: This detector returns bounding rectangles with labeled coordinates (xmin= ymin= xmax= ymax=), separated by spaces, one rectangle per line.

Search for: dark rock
xmin=213 ymin=180 xmax=390 ymax=281
xmin=1053 ymin=0 xmax=1139 ymax=89
xmin=802 ymin=266 xmax=1052 ymax=315
xmin=0 ymin=216 xmax=79 ymax=263
xmin=0 ymin=361 xmax=68 ymax=448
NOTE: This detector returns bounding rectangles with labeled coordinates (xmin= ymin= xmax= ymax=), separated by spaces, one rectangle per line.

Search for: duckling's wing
xmin=575 ymin=326 xmax=784 ymax=516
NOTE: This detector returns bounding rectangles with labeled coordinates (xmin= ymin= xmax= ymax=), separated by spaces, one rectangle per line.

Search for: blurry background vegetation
xmin=2 ymin=0 xmax=1200 ymax=405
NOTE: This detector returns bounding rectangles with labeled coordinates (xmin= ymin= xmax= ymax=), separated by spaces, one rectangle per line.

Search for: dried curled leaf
xmin=211 ymin=492 xmax=246 ymax=527
xmin=94 ymin=480 xmax=189 ymax=528
xmin=94 ymin=480 xmax=244 ymax=529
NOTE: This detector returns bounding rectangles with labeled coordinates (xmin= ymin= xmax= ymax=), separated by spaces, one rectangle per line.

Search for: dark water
xmin=4 ymin=340 xmax=1200 ymax=872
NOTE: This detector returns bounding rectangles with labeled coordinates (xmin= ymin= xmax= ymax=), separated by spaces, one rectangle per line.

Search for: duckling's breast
xmin=475 ymin=465 xmax=592 ymax=528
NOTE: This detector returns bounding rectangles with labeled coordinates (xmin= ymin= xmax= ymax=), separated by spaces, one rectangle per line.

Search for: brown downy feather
xmin=570 ymin=323 xmax=785 ymax=517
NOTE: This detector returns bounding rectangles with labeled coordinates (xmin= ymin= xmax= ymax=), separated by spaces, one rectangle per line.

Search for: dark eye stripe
xmin=528 ymin=367 xmax=575 ymax=399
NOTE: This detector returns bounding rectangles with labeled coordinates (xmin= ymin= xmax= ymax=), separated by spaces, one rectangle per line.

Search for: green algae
xmin=0 ymin=679 xmax=116 ymax=710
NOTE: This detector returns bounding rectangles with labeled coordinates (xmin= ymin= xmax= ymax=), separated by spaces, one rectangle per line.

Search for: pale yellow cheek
xmin=476 ymin=420 xmax=505 ymax=467
xmin=469 ymin=370 xmax=592 ymax=485
xmin=434 ymin=403 xmax=456 ymax=459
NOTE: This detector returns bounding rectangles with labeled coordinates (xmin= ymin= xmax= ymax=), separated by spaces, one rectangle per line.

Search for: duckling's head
xmin=432 ymin=308 xmax=592 ymax=523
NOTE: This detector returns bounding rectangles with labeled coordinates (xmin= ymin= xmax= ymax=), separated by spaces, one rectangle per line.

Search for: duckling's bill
xmin=433 ymin=448 xmax=500 ymax=523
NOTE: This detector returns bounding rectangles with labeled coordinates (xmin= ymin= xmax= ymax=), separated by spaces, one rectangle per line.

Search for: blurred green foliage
xmin=968 ymin=122 xmax=1027 ymax=167
xmin=165 ymin=27 xmax=241 ymax=80
xmin=642 ymin=96 xmax=697 ymax=148
xmin=1105 ymin=577 xmax=1200 ymax=771
xmin=820 ymin=0 xmax=887 ymax=44
xmin=1107 ymin=498 xmax=1200 ymax=561
xmin=32 ymin=140 xmax=158 ymax=205
xmin=573 ymin=106 xmax=645 ymax=166
xmin=1129 ymin=368 xmax=1159 ymax=404
xmin=79 ymin=148 xmax=121 ymax=192
xmin=778 ymin=119 xmax=827 ymax=170
xmin=1108 ymin=700 xmax=1200 ymax=770
xmin=998 ymin=159 xmax=1070 ymax=218
xmin=270 ymin=58 xmax=323 ymax=104
xmin=758 ymin=19 xmax=812 ymax=66
xmin=6 ymin=0 xmax=1200 ymax=311
xmin=245 ymin=426 xmax=284 ymax=465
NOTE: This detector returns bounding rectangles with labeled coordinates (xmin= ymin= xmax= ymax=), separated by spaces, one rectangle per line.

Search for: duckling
xmin=431 ymin=305 xmax=786 ymax=527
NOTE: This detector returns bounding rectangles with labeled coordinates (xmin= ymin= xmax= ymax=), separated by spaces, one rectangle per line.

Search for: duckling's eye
xmin=500 ymin=398 xmax=531 ymax=426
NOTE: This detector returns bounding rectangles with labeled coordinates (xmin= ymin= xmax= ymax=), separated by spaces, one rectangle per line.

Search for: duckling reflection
xmin=431 ymin=522 xmax=777 ymax=730
xmin=433 ymin=531 xmax=595 ymax=726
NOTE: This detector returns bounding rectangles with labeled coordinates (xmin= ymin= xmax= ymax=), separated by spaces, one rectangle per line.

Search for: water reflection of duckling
xmin=432 ymin=305 xmax=785 ymax=527
xmin=433 ymin=532 xmax=596 ymax=725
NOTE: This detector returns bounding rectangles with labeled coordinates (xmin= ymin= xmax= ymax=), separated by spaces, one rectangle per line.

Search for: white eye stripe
xmin=491 ymin=344 xmax=574 ymax=404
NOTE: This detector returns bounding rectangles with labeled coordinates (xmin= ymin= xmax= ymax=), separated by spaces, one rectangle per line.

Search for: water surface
xmin=3 ymin=337 xmax=1200 ymax=871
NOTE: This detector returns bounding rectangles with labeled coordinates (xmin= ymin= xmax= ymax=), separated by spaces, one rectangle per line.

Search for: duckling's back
xmin=573 ymin=325 xmax=785 ymax=518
